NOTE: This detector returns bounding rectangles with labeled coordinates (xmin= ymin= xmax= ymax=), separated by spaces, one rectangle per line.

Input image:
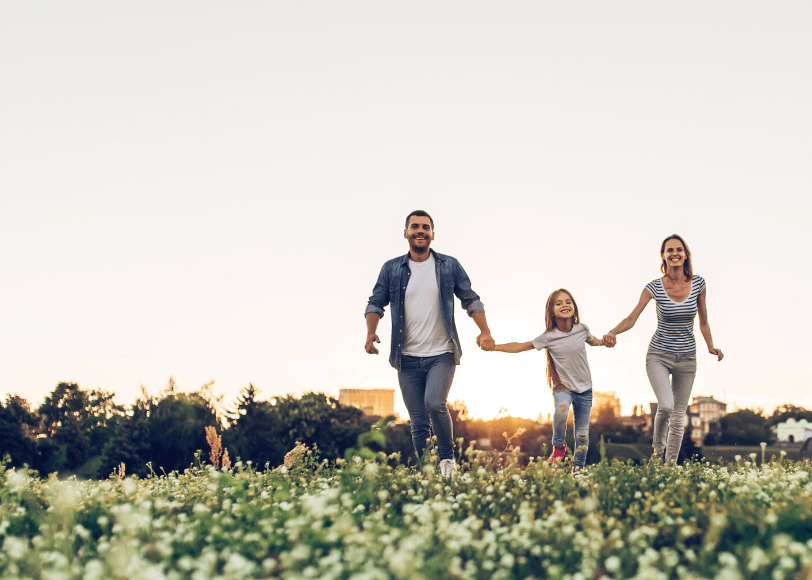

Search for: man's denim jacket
xmin=365 ymin=249 xmax=485 ymax=370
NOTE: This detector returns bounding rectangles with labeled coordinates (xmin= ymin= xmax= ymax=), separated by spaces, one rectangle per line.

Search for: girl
xmin=484 ymin=289 xmax=609 ymax=473
xmin=604 ymin=234 xmax=723 ymax=465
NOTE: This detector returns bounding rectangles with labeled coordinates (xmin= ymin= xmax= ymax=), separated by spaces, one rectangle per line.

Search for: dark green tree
xmin=270 ymin=392 xmax=373 ymax=463
xmin=225 ymin=384 xmax=286 ymax=469
xmin=101 ymin=389 xmax=154 ymax=478
xmin=38 ymin=382 xmax=90 ymax=473
xmin=0 ymin=395 xmax=40 ymax=468
xmin=147 ymin=391 xmax=219 ymax=473
xmin=706 ymin=409 xmax=773 ymax=445
xmin=768 ymin=404 xmax=812 ymax=427
xmin=36 ymin=382 xmax=126 ymax=477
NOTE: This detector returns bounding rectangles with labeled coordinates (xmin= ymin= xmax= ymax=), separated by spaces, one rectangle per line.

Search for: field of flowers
xmin=2 ymin=433 xmax=812 ymax=580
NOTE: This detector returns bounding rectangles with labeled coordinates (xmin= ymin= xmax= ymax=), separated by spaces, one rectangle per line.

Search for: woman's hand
xmin=709 ymin=347 xmax=723 ymax=361
xmin=602 ymin=334 xmax=617 ymax=348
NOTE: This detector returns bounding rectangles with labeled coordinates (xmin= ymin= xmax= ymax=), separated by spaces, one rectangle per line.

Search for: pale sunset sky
xmin=2 ymin=2 xmax=810 ymax=421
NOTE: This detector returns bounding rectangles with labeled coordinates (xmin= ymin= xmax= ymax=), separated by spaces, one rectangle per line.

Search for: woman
xmin=604 ymin=234 xmax=723 ymax=464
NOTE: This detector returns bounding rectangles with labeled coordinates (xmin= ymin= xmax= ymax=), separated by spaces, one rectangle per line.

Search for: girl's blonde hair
xmin=544 ymin=289 xmax=580 ymax=390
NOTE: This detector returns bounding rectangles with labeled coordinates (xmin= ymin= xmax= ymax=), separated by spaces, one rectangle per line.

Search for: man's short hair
xmin=405 ymin=210 xmax=434 ymax=229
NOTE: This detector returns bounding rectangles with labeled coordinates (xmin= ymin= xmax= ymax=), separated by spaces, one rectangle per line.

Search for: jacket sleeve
xmin=452 ymin=259 xmax=485 ymax=316
xmin=364 ymin=262 xmax=390 ymax=318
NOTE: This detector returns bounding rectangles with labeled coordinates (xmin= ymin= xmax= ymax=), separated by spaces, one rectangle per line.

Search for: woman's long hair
xmin=660 ymin=234 xmax=693 ymax=281
xmin=544 ymin=289 xmax=580 ymax=390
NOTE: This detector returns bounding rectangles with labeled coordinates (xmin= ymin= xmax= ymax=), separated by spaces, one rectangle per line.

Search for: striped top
xmin=645 ymin=275 xmax=706 ymax=353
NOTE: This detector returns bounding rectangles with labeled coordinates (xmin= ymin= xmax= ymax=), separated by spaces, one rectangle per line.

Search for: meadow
xmin=1 ymin=431 xmax=812 ymax=580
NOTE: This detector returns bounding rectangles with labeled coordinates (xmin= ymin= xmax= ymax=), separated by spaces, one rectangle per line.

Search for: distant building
xmin=339 ymin=389 xmax=396 ymax=418
xmin=687 ymin=396 xmax=727 ymax=446
xmin=775 ymin=418 xmax=812 ymax=444
xmin=592 ymin=391 xmax=621 ymax=419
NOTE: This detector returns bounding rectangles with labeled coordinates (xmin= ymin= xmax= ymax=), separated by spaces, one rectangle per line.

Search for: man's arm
xmin=471 ymin=312 xmax=494 ymax=351
xmin=365 ymin=313 xmax=382 ymax=354
xmin=450 ymin=259 xmax=492 ymax=347
xmin=364 ymin=263 xmax=390 ymax=355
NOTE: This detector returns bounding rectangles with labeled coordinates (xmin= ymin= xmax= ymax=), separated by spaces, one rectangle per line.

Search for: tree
xmin=706 ymin=409 xmax=773 ymax=446
xmin=0 ymin=395 xmax=40 ymax=468
xmin=148 ymin=391 xmax=219 ymax=472
xmin=270 ymin=392 xmax=373 ymax=462
xmin=37 ymin=382 xmax=91 ymax=472
xmin=225 ymin=384 xmax=287 ymax=469
xmin=36 ymin=382 xmax=126 ymax=477
xmin=677 ymin=421 xmax=703 ymax=464
xmin=101 ymin=389 xmax=154 ymax=478
xmin=768 ymin=404 xmax=812 ymax=427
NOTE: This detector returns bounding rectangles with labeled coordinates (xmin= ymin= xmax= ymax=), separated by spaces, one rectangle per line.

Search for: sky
xmin=2 ymin=2 xmax=811 ymax=421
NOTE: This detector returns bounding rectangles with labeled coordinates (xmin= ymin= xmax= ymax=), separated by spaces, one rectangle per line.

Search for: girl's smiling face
xmin=553 ymin=292 xmax=575 ymax=319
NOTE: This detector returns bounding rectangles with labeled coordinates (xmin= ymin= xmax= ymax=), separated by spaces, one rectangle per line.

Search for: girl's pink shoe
xmin=547 ymin=445 xmax=567 ymax=467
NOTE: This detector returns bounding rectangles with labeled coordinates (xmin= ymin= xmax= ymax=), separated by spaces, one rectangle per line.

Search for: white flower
xmin=2 ymin=536 xmax=27 ymax=559
xmin=605 ymin=556 xmax=621 ymax=572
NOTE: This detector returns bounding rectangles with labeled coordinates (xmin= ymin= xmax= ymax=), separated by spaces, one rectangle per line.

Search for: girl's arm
xmin=491 ymin=341 xmax=535 ymax=353
xmin=697 ymin=288 xmax=723 ymax=361
xmin=587 ymin=337 xmax=605 ymax=347
xmin=605 ymin=289 xmax=652 ymax=346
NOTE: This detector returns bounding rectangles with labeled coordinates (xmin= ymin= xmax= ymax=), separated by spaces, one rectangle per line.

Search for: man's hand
xmin=602 ymin=334 xmax=617 ymax=348
xmin=365 ymin=333 xmax=381 ymax=355
xmin=477 ymin=333 xmax=495 ymax=352
xmin=709 ymin=347 xmax=723 ymax=361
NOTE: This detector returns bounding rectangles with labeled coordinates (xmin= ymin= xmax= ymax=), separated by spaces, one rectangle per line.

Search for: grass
xmin=1 ymin=439 xmax=812 ymax=579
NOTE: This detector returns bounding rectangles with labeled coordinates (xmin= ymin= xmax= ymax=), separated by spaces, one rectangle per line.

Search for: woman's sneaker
xmin=547 ymin=445 xmax=567 ymax=467
xmin=439 ymin=459 xmax=458 ymax=478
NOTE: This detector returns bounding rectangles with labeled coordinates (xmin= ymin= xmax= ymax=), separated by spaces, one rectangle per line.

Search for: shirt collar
xmin=399 ymin=248 xmax=441 ymax=266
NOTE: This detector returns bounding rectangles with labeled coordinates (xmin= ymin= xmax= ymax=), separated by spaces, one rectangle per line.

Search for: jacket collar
xmin=399 ymin=248 xmax=442 ymax=267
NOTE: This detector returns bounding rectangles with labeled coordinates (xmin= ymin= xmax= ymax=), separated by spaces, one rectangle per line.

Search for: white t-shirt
xmin=531 ymin=323 xmax=594 ymax=393
xmin=402 ymin=254 xmax=453 ymax=357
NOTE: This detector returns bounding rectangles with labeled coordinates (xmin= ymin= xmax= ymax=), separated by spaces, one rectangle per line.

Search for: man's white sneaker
xmin=439 ymin=459 xmax=458 ymax=477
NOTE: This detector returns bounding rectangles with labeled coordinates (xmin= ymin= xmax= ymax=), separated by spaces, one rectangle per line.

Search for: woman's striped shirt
xmin=645 ymin=275 xmax=706 ymax=353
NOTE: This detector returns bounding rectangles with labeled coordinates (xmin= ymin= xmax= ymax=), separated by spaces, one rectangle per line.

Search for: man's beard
xmin=410 ymin=241 xmax=429 ymax=254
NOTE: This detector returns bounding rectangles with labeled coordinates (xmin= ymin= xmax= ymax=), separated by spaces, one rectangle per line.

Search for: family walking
xmin=365 ymin=210 xmax=723 ymax=475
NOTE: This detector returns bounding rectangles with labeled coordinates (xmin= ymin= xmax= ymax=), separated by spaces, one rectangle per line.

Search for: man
xmin=365 ymin=210 xmax=495 ymax=476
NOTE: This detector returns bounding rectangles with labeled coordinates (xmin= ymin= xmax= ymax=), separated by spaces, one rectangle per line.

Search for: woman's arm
xmin=697 ymin=288 xmax=723 ymax=361
xmin=604 ymin=289 xmax=652 ymax=346
xmin=491 ymin=341 xmax=535 ymax=353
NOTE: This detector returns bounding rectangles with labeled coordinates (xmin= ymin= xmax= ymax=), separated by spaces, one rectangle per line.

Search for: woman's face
xmin=662 ymin=238 xmax=687 ymax=269
xmin=552 ymin=292 xmax=575 ymax=319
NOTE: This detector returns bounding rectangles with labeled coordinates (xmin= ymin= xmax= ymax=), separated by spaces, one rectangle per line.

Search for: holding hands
xmin=602 ymin=334 xmax=617 ymax=348
xmin=477 ymin=333 xmax=496 ymax=351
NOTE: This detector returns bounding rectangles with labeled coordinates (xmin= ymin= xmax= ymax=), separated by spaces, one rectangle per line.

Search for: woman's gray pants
xmin=646 ymin=348 xmax=697 ymax=463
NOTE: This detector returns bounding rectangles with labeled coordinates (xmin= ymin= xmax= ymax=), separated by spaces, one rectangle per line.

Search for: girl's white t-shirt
xmin=531 ymin=323 xmax=594 ymax=393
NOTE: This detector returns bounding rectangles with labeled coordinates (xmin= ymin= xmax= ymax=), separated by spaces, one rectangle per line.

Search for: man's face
xmin=404 ymin=216 xmax=434 ymax=254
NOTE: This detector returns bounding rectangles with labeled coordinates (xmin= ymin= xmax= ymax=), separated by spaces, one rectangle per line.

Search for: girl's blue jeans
xmin=552 ymin=388 xmax=593 ymax=469
xmin=397 ymin=353 xmax=456 ymax=463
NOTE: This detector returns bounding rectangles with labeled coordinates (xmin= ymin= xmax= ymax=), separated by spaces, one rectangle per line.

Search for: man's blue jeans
xmin=552 ymin=388 xmax=593 ymax=469
xmin=397 ymin=353 xmax=456 ymax=463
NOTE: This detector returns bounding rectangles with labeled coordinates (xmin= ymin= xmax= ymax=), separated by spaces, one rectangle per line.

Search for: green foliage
xmin=706 ymin=409 xmax=774 ymax=446
xmin=0 ymin=395 xmax=39 ymax=468
xmin=1 ymin=447 xmax=812 ymax=579
xmin=768 ymin=404 xmax=812 ymax=427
